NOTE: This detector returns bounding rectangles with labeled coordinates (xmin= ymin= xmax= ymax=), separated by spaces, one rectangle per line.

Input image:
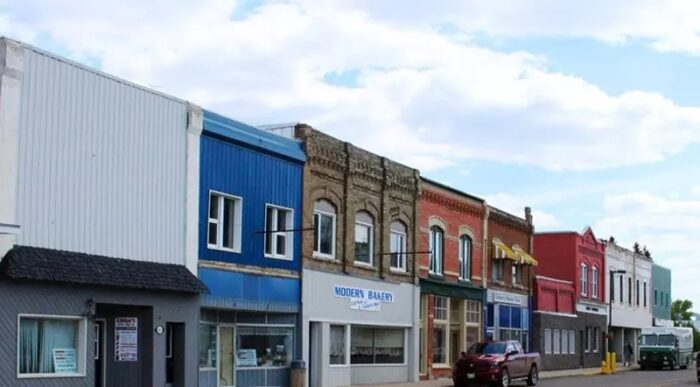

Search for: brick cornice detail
xmin=421 ymin=190 xmax=484 ymax=217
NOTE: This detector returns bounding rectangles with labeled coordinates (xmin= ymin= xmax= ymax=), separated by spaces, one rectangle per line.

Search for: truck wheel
xmin=500 ymin=368 xmax=510 ymax=387
xmin=670 ymin=361 xmax=676 ymax=371
xmin=526 ymin=365 xmax=538 ymax=386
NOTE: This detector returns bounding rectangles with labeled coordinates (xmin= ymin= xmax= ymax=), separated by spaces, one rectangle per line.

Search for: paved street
xmin=536 ymin=369 xmax=697 ymax=387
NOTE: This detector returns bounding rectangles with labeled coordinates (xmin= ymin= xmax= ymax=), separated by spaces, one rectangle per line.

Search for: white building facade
xmin=605 ymin=242 xmax=653 ymax=365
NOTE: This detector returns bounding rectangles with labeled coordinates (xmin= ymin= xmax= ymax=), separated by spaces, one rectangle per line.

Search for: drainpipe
xmin=412 ymin=169 xmax=420 ymax=285
xmin=378 ymin=157 xmax=387 ymax=279
xmin=482 ymin=203 xmax=490 ymax=341
xmin=342 ymin=142 xmax=351 ymax=274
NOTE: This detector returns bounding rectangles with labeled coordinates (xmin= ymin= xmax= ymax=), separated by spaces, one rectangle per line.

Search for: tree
xmin=633 ymin=242 xmax=641 ymax=254
xmin=672 ymin=299 xmax=694 ymax=327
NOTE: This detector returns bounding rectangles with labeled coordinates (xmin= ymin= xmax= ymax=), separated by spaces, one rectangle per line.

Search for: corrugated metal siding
xmin=16 ymin=47 xmax=188 ymax=265
xmin=199 ymin=369 xmax=217 ymax=387
xmin=199 ymin=136 xmax=303 ymax=271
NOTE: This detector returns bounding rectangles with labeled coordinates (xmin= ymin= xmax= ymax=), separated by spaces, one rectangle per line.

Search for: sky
xmin=2 ymin=0 xmax=699 ymax=309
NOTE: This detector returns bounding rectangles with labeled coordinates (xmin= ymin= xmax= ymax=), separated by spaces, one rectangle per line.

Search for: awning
xmin=492 ymin=238 xmax=519 ymax=261
xmin=419 ymin=277 xmax=485 ymax=301
xmin=512 ymin=245 xmax=539 ymax=266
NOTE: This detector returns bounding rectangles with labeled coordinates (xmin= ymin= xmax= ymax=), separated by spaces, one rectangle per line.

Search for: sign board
xmin=52 ymin=348 xmax=77 ymax=373
xmin=115 ymin=317 xmax=138 ymax=362
xmin=493 ymin=292 xmax=524 ymax=305
xmin=334 ymin=285 xmax=395 ymax=312
xmin=236 ymin=349 xmax=257 ymax=366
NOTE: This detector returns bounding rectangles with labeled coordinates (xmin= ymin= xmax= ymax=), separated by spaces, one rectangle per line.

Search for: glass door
xmin=219 ymin=326 xmax=235 ymax=387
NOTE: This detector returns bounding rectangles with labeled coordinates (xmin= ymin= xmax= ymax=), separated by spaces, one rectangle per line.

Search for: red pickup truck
xmin=452 ymin=340 xmax=540 ymax=387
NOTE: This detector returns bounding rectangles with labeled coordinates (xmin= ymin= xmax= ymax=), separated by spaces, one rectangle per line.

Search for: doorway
xmin=165 ymin=323 xmax=185 ymax=387
xmin=219 ymin=326 xmax=235 ymax=387
xmin=450 ymin=327 xmax=460 ymax=363
xmin=308 ymin=322 xmax=321 ymax=387
xmin=95 ymin=319 xmax=106 ymax=387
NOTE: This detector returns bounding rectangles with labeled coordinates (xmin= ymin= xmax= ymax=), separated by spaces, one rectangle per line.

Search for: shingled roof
xmin=0 ymin=246 xmax=207 ymax=294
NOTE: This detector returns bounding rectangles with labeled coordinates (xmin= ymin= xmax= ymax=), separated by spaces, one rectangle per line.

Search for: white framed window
xmin=465 ymin=300 xmax=481 ymax=324
xmin=429 ymin=226 xmax=444 ymax=275
xmin=492 ymin=259 xmax=504 ymax=282
xmin=313 ymin=199 xmax=336 ymax=259
xmin=644 ymin=282 xmax=647 ymax=307
xmin=354 ymin=211 xmax=374 ymax=266
xmin=199 ymin=323 xmax=217 ymax=370
xmin=580 ymin=264 xmax=588 ymax=296
xmin=561 ymin=329 xmax=569 ymax=354
xmin=264 ymin=205 xmax=293 ymax=260
xmin=17 ymin=314 xmax=87 ymax=378
xmin=569 ymin=330 xmax=576 ymax=354
xmin=593 ymin=328 xmax=599 ymax=353
xmin=585 ymin=327 xmax=592 ymax=353
xmin=434 ymin=296 xmax=448 ymax=321
xmin=459 ymin=235 xmax=472 ymax=280
xmin=330 ymin=325 xmax=347 ymax=365
xmin=553 ymin=330 xmax=561 ymax=354
xmin=390 ymin=222 xmax=407 ymax=272
xmin=544 ymin=329 xmax=552 ymax=354
xmin=351 ymin=326 xmax=405 ymax=365
xmin=208 ymin=191 xmax=243 ymax=252
xmin=512 ymin=264 xmax=522 ymax=285
xmin=591 ymin=266 xmax=598 ymax=298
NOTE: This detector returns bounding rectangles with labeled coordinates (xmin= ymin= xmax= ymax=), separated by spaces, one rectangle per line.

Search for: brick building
xmin=533 ymin=227 xmax=607 ymax=370
xmin=293 ymin=125 xmax=421 ymax=386
xmin=485 ymin=206 xmax=538 ymax=351
xmin=417 ymin=178 xmax=486 ymax=380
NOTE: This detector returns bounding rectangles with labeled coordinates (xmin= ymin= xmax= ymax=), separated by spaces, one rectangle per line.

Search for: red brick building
xmin=532 ymin=227 xmax=607 ymax=370
xmin=417 ymin=178 xmax=486 ymax=380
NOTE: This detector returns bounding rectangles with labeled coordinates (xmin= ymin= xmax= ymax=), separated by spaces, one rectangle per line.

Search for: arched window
xmin=459 ymin=235 xmax=472 ymax=280
xmin=313 ymin=199 xmax=336 ymax=258
xmin=390 ymin=221 xmax=407 ymax=271
xmin=354 ymin=211 xmax=374 ymax=265
xmin=429 ymin=226 xmax=444 ymax=275
xmin=580 ymin=264 xmax=588 ymax=296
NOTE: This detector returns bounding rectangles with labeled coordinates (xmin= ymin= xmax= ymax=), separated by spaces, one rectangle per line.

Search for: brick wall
xmin=486 ymin=207 xmax=533 ymax=296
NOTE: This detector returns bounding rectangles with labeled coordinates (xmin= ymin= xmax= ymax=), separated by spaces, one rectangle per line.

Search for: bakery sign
xmin=334 ymin=285 xmax=395 ymax=312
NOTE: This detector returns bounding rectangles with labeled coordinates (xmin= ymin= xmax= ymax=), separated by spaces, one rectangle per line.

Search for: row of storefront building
xmin=0 ymin=38 xmax=674 ymax=387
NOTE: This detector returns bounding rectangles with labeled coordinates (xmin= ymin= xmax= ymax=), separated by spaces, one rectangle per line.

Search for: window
xmin=569 ymin=331 xmax=576 ymax=354
xmin=593 ymin=328 xmax=600 ymax=352
xmin=459 ymin=235 xmax=472 ymax=280
xmin=429 ymin=226 xmax=444 ymax=275
xmin=544 ymin=329 xmax=552 ymax=354
xmin=433 ymin=296 xmax=448 ymax=364
xmin=628 ymin=277 xmax=632 ymax=305
xmin=553 ymin=330 xmax=561 ymax=354
xmin=644 ymin=282 xmax=647 ymax=307
xmin=208 ymin=192 xmax=242 ymax=252
xmin=313 ymin=200 xmax=336 ymax=258
xmin=330 ymin=325 xmax=346 ymax=365
xmin=654 ymin=290 xmax=658 ymax=306
xmin=390 ymin=222 xmax=407 ymax=271
xmin=351 ymin=327 xmax=404 ymax=364
xmin=619 ymin=276 xmax=623 ymax=303
xmin=666 ymin=293 xmax=669 ymax=307
xmin=584 ymin=327 xmax=591 ymax=353
xmin=18 ymin=315 xmax=86 ymax=377
xmin=561 ymin=329 xmax=569 ymax=354
xmin=492 ymin=259 xmax=504 ymax=282
xmin=610 ymin=273 xmax=615 ymax=303
xmin=354 ymin=211 xmax=374 ymax=265
xmin=466 ymin=300 xmax=481 ymax=324
xmin=236 ymin=326 xmax=293 ymax=367
xmin=199 ymin=324 xmax=217 ymax=369
xmin=434 ymin=296 xmax=448 ymax=321
xmin=636 ymin=280 xmax=640 ymax=306
xmin=512 ymin=264 xmax=522 ymax=285
xmin=591 ymin=267 xmax=598 ymax=298
xmin=264 ymin=205 xmax=293 ymax=260
xmin=580 ymin=264 xmax=588 ymax=296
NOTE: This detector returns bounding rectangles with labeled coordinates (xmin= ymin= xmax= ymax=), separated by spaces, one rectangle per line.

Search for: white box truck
xmin=639 ymin=327 xmax=693 ymax=370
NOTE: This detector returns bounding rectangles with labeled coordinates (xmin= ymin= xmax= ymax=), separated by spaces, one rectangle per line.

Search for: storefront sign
xmin=52 ymin=348 xmax=76 ymax=373
xmin=236 ymin=349 xmax=257 ymax=366
xmin=334 ymin=285 xmax=395 ymax=311
xmin=492 ymin=292 xmax=525 ymax=306
xmin=115 ymin=317 xmax=138 ymax=361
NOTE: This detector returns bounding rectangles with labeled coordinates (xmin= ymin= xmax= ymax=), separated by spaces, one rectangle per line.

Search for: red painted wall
xmin=486 ymin=210 xmax=533 ymax=295
xmin=535 ymin=276 xmax=575 ymax=313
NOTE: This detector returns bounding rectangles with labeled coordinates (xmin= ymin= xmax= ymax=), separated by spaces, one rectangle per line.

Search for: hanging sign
xmin=115 ymin=317 xmax=138 ymax=361
xmin=334 ymin=285 xmax=395 ymax=311
xmin=52 ymin=348 xmax=77 ymax=373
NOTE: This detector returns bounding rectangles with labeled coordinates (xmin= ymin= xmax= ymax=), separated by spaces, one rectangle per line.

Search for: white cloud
xmin=1 ymin=0 xmax=700 ymax=173
xmin=595 ymin=192 xmax=700 ymax=305
xmin=692 ymin=185 xmax=700 ymax=196
xmin=484 ymin=193 xmax=560 ymax=229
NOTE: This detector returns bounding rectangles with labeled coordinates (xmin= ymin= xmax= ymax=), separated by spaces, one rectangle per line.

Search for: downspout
xmin=378 ymin=157 xmax=387 ymax=279
xmin=482 ymin=202 xmax=490 ymax=340
xmin=342 ymin=142 xmax=351 ymax=274
xmin=412 ymin=169 xmax=420 ymax=285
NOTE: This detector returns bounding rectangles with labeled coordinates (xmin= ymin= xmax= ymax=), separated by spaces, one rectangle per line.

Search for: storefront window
xmin=199 ymin=324 xmax=217 ymax=368
xmin=236 ymin=326 xmax=293 ymax=367
xmin=496 ymin=304 xmax=527 ymax=348
xmin=330 ymin=325 xmax=346 ymax=365
xmin=18 ymin=316 xmax=84 ymax=376
xmin=466 ymin=301 xmax=481 ymax=324
xmin=351 ymin=326 xmax=404 ymax=364
xmin=432 ymin=325 xmax=446 ymax=364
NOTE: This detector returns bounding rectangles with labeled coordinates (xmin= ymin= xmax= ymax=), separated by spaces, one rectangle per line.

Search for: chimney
xmin=524 ymin=206 xmax=533 ymax=225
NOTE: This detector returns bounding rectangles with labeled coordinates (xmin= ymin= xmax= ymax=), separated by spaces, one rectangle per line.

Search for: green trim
xmin=419 ymin=277 xmax=485 ymax=301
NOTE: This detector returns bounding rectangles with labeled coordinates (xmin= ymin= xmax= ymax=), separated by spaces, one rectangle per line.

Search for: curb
xmin=539 ymin=367 xmax=636 ymax=380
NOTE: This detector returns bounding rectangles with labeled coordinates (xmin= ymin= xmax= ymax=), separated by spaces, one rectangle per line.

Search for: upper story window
xmin=264 ymin=205 xmax=293 ymax=260
xmin=313 ymin=199 xmax=336 ymax=258
xmin=619 ymin=276 xmax=623 ymax=303
xmin=429 ymin=226 xmax=444 ymax=275
xmin=628 ymin=277 xmax=632 ymax=305
xmin=208 ymin=192 xmax=242 ymax=252
xmin=390 ymin=221 xmax=407 ymax=272
xmin=492 ymin=259 xmax=504 ymax=282
xmin=636 ymin=279 xmax=640 ymax=306
xmin=643 ymin=282 xmax=647 ymax=307
xmin=580 ymin=264 xmax=588 ymax=296
xmin=458 ymin=235 xmax=472 ymax=281
xmin=591 ymin=267 xmax=599 ymax=298
xmin=512 ymin=263 xmax=522 ymax=286
xmin=354 ymin=211 xmax=374 ymax=266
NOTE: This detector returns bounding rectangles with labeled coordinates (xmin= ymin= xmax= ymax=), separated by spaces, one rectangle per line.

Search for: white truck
xmin=638 ymin=327 xmax=693 ymax=370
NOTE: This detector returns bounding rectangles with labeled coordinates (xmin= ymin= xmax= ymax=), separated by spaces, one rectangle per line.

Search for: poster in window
xmin=236 ymin=349 xmax=257 ymax=366
xmin=115 ymin=317 xmax=138 ymax=361
xmin=52 ymin=348 xmax=77 ymax=373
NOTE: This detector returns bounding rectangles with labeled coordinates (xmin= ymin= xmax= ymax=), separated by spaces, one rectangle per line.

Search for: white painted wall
xmin=605 ymin=243 xmax=653 ymax=329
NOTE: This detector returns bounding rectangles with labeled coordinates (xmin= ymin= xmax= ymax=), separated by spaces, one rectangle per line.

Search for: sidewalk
xmin=357 ymin=365 xmax=636 ymax=387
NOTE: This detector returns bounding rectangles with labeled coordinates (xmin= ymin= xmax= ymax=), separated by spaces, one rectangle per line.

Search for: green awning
xmin=420 ymin=277 xmax=485 ymax=301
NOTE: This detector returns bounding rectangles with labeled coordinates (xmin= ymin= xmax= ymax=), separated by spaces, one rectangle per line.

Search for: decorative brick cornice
xmin=421 ymin=190 xmax=484 ymax=217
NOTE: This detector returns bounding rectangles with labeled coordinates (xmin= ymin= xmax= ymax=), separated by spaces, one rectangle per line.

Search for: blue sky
xmin=1 ymin=0 xmax=699 ymax=306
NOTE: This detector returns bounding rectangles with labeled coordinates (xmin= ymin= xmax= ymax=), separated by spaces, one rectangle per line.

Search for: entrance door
xmin=219 ymin=326 xmax=235 ymax=387
xmin=95 ymin=320 xmax=105 ymax=387
xmin=450 ymin=327 xmax=460 ymax=363
xmin=309 ymin=322 xmax=321 ymax=387
xmin=166 ymin=323 xmax=185 ymax=387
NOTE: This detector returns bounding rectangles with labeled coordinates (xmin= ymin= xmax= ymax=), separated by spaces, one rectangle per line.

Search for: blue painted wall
xmin=198 ymin=110 xmax=304 ymax=274
xmin=199 ymin=268 xmax=300 ymax=305
xmin=652 ymin=263 xmax=672 ymax=320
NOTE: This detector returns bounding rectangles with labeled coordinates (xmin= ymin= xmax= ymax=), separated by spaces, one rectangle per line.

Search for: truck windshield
xmin=639 ymin=335 xmax=657 ymax=346
xmin=658 ymin=334 xmax=676 ymax=346
xmin=468 ymin=342 xmax=506 ymax=355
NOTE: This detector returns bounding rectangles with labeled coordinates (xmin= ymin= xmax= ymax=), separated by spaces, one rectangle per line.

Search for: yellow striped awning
xmin=512 ymin=245 xmax=539 ymax=266
xmin=492 ymin=238 xmax=519 ymax=261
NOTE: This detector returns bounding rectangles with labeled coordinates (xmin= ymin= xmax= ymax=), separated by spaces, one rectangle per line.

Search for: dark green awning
xmin=420 ymin=277 xmax=485 ymax=301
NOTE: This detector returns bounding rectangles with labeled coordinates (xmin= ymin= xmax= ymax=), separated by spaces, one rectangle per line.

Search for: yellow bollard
xmin=601 ymin=360 xmax=608 ymax=375
xmin=606 ymin=353 xmax=612 ymax=374
xmin=611 ymin=352 xmax=617 ymax=373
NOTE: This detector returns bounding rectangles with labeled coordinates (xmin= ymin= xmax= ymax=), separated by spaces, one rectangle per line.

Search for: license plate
xmin=467 ymin=373 xmax=475 ymax=379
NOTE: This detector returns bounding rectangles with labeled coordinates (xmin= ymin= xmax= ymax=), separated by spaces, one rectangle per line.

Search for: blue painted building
xmin=652 ymin=263 xmax=672 ymax=326
xmin=197 ymin=110 xmax=305 ymax=387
